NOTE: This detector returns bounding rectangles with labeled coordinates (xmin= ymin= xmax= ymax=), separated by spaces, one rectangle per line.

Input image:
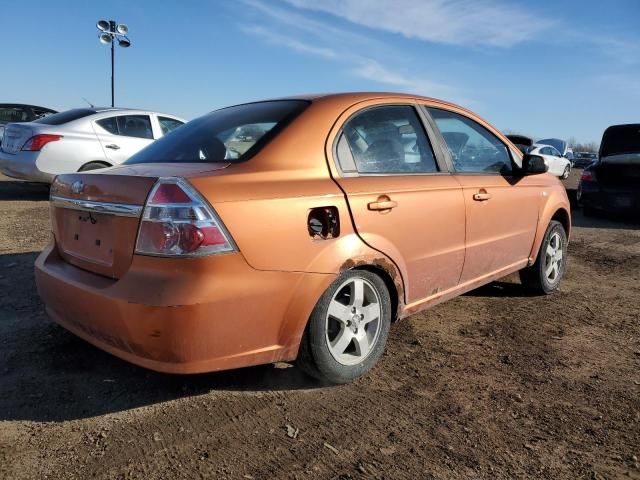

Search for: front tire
xmin=519 ymin=220 xmax=567 ymax=294
xmin=297 ymin=270 xmax=392 ymax=384
xmin=561 ymin=165 xmax=571 ymax=179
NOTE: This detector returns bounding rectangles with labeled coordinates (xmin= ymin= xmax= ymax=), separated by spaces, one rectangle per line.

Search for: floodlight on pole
xmin=96 ymin=19 xmax=132 ymax=107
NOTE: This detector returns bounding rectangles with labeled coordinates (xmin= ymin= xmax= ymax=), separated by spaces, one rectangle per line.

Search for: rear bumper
xmin=35 ymin=243 xmax=335 ymax=374
xmin=0 ymin=150 xmax=54 ymax=183
xmin=578 ymin=181 xmax=640 ymax=212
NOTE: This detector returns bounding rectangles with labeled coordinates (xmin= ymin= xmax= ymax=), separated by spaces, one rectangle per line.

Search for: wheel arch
xmin=78 ymin=160 xmax=112 ymax=172
xmin=528 ymin=199 xmax=572 ymax=265
xmin=551 ymin=207 xmax=571 ymax=238
xmin=351 ymin=264 xmax=400 ymax=323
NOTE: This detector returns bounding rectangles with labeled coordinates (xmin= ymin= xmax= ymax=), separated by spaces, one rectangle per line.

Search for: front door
xmin=330 ymin=104 xmax=466 ymax=304
xmin=426 ymin=107 xmax=540 ymax=284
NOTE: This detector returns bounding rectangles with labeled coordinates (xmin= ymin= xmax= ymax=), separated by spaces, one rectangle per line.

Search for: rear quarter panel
xmin=36 ymin=126 xmax=106 ymax=174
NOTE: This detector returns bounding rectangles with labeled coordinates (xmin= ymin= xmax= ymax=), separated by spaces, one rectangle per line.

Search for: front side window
xmin=125 ymin=100 xmax=309 ymax=164
xmin=339 ymin=105 xmax=438 ymax=174
xmin=158 ymin=116 xmax=185 ymax=135
xmin=428 ymin=108 xmax=511 ymax=175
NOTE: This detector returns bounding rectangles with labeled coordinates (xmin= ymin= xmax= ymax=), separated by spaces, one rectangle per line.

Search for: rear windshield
xmin=601 ymin=125 xmax=640 ymax=157
xmin=125 ymin=100 xmax=309 ymax=164
xmin=33 ymin=108 xmax=95 ymax=125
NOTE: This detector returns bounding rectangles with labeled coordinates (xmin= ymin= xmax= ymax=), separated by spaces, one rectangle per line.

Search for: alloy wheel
xmin=544 ymin=232 xmax=564 ymax=284
xmin=325 ymin=277 xmax=382 ymax=366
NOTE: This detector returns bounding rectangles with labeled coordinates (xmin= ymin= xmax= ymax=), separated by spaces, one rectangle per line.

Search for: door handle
xmin=105 ymin=144 xmax=120 ymax=150
xmin=368 ymin=196 xmax=398 ymax=211
xmin=473 ymin=191 xmax=492 ymax=201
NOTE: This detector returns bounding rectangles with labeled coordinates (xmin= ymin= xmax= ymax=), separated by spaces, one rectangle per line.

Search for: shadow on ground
xmin=464 ymin=280 xmax=538 ymax=298
xmin=0 ymin=252 xmax=323 ymax=423
xmin=0 ymin=181 xmax=49 ymax=201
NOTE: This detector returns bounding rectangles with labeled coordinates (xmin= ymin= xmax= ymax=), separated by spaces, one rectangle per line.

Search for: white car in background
xmin=0 ymin=108 xmax=185 ymax=183
xmin=529 ymin=143 xmax=572 ymax=179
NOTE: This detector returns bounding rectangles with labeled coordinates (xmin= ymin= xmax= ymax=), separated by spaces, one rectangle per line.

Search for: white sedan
xmin=529 ymin=143 xmax=572 ymax=179
xmin=0 ymin=108 xmax=185 ymax=183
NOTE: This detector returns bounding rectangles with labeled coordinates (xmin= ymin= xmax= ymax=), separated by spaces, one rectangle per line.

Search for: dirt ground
xmin=0 ymin=170 xmax=639 ymax=480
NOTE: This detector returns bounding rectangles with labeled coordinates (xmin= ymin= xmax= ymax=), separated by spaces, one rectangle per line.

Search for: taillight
xmin=135 ymin=178 xmax=236 ymax=257
xmin=581 ymin=170 xmax=596 ymax=182
xmin=21 ymin=134 xmax=63 ymax=151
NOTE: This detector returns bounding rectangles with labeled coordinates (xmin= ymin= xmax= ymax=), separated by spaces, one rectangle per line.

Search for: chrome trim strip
xmin=50 ymin=196 xmax=143 ymax=218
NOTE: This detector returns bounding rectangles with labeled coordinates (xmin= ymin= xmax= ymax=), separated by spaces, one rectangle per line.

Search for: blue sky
xmin=3 ymin=0 xmax=639 ymax=143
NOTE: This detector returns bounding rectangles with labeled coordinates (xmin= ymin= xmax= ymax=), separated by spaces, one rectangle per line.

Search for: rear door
xmin=328 ymin=102 xmax=466 ymax=304
xmin=93 ymin=114 xmax=155 ymax=165
xmin=425 ymin=106 xmax=539 ymax=284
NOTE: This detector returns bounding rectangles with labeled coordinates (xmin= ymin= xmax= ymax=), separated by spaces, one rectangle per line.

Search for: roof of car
xmin=275 ymin=91 xmax=462 ymax=107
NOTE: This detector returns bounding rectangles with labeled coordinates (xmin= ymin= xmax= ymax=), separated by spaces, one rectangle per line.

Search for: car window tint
xmin=0 ymin=107 xmax=30 ymax=122
xmin=341 ymin=105 xmax=438 ymax=174
xmin=116 ymin=115 xmax=153 ymax=139
xmin=125 ymin=100 xmax=309 ymax=164
xmin=158 ymin=116 xmax=185 ymax=135
xmin=428 ymin=108 xmax=511 ymax=175
xmin=96 ymin=117 xmax=119 ymax=135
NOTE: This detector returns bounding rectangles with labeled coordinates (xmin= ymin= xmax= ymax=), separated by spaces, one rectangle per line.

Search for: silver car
xmin=0 ymin=107 xmax=185 ymax=183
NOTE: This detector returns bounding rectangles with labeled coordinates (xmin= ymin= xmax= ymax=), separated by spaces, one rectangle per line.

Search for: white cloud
xmin=240 ymin=25 xmax=337 ymax=58
xmin=350 ymin=59 xmax=455 ymax=97
xmin=282 ymin=0 xmax=553 ymax=47
xmin=240 ymin=24 xmax=462 ymax=99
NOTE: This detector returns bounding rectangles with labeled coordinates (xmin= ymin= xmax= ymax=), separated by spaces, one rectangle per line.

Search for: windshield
xmin=34 ymin=108 xmax=95 ymax=125
xmin=600 ymin=124 xmax=640 ymax=157
xmin=125 ymin=100 xmax=309 ymax=164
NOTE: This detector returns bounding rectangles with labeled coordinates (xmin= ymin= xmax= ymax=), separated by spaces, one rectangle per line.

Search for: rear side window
xmin=339 ymin=105 xmax=438 ymax=174
xmin=96 ymin=117 xmax=118 ymax=134
xmin=117 ymin=115 xmax=153 ymax=139
xmin=428 ymin=108 xmax=511 ymax=175
xmin=96 ymin=115 xmax=154 ymax=139
xmin=34 ymin=108 xmax=95 ymax=125
xmin=158 ymin=116 xmax=185 ymax=135
xmin=125 ymin=100 xmax=309 ymax=164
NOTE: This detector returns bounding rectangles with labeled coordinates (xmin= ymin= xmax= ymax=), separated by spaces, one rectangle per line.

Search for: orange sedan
xmin=35 ymin=93 xmax=570 ymax=383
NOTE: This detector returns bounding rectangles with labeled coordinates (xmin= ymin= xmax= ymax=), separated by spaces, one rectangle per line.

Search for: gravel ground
xmin=0 ymin=171 xmax=639 ymax=480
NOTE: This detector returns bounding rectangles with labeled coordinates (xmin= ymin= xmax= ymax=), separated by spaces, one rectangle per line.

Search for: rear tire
xmin=297 ymin=270 xmax=392 ymax=384
xmin=79 ymin=162 xmax=110 ymax=172
xmin=561 ymin=165 xmax=571 ymax=179
xmin=519 ymin=220 xmax=567 ymax=294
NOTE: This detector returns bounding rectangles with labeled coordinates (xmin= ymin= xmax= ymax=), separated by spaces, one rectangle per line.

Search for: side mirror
xmin=522 ymin=153 xmax=548 ymax=175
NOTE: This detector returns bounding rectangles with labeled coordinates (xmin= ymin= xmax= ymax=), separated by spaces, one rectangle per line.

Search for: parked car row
xmin=0 ymin=106 xmax=184 ymax=182
xmin=505 ymin=134 xmax=572 ymax=179
xmin=32 ymin=92 xmax=571 ymax=383
xmin=573 ymin=151 xmax=598 ymax=168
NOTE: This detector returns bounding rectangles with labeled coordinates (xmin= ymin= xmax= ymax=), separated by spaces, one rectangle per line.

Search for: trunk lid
xmin=1 ymin=123 xmax=33 ymax=154
xmin=49 ymin=163 xmax=230 ymax=278
xmin=600 ymin=124 xmax=640 ymax=158
xmin=50 ymin=173 xmax=157 ymax=279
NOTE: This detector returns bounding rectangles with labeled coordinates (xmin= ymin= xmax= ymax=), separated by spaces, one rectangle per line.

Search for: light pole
xmin=96 ymin=19 xmax=132 ymax=108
